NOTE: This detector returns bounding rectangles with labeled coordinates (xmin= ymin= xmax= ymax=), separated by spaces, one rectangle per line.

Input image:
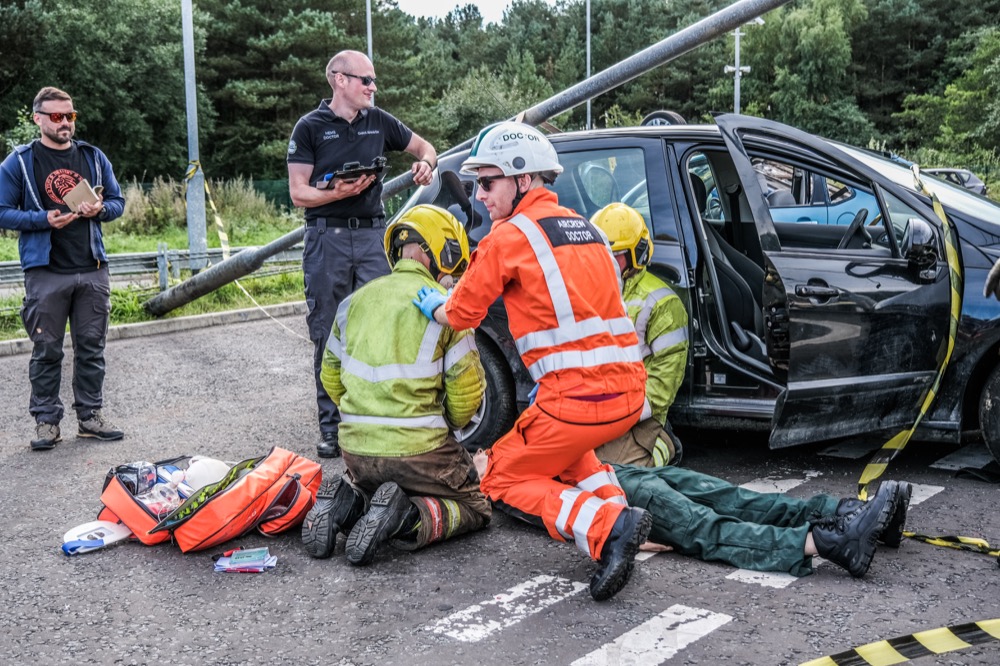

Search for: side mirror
xmin=901 ymin=217 xmax=938 ymax=279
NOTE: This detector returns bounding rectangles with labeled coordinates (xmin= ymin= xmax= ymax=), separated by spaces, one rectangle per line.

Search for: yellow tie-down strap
xmin=855 ymin=166 xmax=963 ymax=502
xmin=800 ymin=618 xmax=1000 ymax=666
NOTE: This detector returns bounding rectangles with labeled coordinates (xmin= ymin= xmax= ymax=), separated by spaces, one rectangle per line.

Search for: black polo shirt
xmin=287 ymin=100 xmax=412 ymax=221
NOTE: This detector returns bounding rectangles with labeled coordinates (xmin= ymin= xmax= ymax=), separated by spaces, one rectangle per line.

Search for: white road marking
xmin=570 ymin=604 xmax=732 ymax=666
xmin=909 ymin=483 xmax=944 ymax=506
xmin=739 ymin=473 xmax=818 ymax=495
xmin=427 ymin=574 xmax=587 ymax=642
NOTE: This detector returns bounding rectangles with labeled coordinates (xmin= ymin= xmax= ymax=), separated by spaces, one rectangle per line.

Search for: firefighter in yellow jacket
xmin=591 ymin=203 xmax=689 ymax=467
xmin=302 ymin=204 xmax=489 ymax=565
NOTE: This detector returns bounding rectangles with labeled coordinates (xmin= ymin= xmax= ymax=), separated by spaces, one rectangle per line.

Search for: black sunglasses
xmin=335 ymin=72 xmax=377 ymax=87
xmin=476 ymin=174 xmax=510 ymax=193
xmin=36 ymin=111 xmax=78 ymax=123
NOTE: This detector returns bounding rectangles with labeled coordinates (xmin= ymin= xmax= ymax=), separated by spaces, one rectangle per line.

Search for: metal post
xmin=734 ymin=27 xmax=742 ymax=114
xmin=366 ymin=0 xmax=373 ymax=62
xmin=181 ymin=0 xmax=207 ymax=273
xmin=586 ymin=0 xmax=591 ymax=129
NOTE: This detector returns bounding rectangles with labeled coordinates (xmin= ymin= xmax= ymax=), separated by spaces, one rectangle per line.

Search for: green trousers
xmin=613 ymin=464 xmax=840 ymax=577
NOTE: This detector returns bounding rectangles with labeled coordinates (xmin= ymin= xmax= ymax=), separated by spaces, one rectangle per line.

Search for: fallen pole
xmin=144 ymin=0 xmax=790 ymax=316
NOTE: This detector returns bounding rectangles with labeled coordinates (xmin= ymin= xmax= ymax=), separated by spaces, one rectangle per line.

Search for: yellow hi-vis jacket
xmin=623 ymin=269 xmax=689 ymax=426
xmin=321 ymin=259 xmax=486 ymax=457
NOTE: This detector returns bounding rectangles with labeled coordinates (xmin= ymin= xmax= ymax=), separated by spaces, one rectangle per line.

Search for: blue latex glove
xmin=528 ymin=384 xmax=538 ymax=406
xmin=413 ymin=285 xmax=448 ymax=321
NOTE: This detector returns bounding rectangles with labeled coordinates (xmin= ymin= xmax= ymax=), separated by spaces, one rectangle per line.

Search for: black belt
xmin=306 ymin=216 xmax=385 ymax=229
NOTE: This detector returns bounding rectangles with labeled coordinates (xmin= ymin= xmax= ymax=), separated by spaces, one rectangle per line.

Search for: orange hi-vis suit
xmin=444 ymin=188 xmax=647 ymax=560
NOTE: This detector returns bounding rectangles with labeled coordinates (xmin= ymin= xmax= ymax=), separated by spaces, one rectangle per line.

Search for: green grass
xmin=0 ymin=269 xmax=305 ymax=341
xmin=0 ymin=177 xmax=308 ymax=341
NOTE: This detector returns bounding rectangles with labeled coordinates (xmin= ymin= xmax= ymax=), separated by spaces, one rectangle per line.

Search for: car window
xmin=549 ymin=146 xmax=667 ymax=237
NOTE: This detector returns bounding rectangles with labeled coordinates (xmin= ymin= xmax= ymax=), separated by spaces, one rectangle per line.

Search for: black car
xmin=923 ymin=168 xmax=989 ymax=197
xmin=399 ymin=115 xmax=1000 ymax=464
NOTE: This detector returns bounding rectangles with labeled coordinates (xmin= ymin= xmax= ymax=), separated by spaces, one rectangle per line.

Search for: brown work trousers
xmin=343 ymin=437 xmax=491 ymax=551
xmin=595 ymin=417 xmax=681 ymax=468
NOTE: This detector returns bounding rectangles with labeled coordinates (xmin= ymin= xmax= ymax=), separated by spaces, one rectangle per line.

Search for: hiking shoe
xmin=813 ymin=481 xmax=897 ymax=578
xmin=317 ymin=431 xmax=341 ymax=459
xmin=30 ymin=422 xmax=62 ymax=451
xmin=345 ymin=482 xmax=414 ymax=566
xmin=301 ymin=475 xmax=368 ymax=559
xmin=590 ymin=507 xmax=653 ymax=601
xmin=835 ymin=480 xmax=912 ymax=548
xmin=77 ymin=411 xmax=124 ymax=441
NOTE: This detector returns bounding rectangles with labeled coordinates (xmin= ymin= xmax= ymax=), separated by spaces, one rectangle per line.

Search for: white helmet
xmin=460 ymin=122 xmax=563 ymax=182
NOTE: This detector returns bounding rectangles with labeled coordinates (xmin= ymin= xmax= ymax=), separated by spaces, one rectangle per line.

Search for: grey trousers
xmin=302 ymin=221 xmax=389 ymax=435
xmin=20 ymin=267 xmax=111 ymax=424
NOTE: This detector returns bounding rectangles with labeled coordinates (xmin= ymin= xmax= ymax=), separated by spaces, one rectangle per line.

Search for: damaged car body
xmin=400 ymin=115 xmax=1000 ymax=464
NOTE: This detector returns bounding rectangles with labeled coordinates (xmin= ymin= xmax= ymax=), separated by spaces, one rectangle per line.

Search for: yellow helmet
xmin=590 ymin=203 xmax=652 ymax=271
xmin=385 ymin=204 xmax=471 ymax=279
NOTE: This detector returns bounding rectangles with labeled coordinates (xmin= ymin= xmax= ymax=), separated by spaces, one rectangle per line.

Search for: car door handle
xmin=795 ymin=284 xmax=838 ymax=298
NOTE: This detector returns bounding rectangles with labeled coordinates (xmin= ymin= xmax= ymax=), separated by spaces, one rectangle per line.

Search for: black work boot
xmin=812 ymin=481 xmax=897 ymax=578
xmin=835 ymin=480 xmax=912 ymax=548
xmin=590 ymin=507 xmax=653 ymax=601
xmin=301 ymin=476 xmax=367 ymax=559
xmin=317 ymin=431 xmax=341 ymax=459
xmin=30 ymin=422 xmax=61 ymax=451
xmin=345 ymin=482 xmax=416 ymax=566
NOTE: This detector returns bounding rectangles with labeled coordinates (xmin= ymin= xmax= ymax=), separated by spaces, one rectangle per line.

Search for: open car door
xmin=714 ymin=114 xmax=951 ymax=448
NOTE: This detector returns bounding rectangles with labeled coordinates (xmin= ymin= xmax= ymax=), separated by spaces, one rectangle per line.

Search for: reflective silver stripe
xmin=640 ymin=397 xmax=653 ymax=420
xmin=340 ymin=413 xmax=449 ymax=429
xmin=444 ymin=334 xmax=477 ymax=371
xmin=571 ymin=496 xmax=606 ymax=554
xmin=555 ymin=488 xmax=582 ymax=541
xmin=417 ymin=319 xmax=443 ymax=364
xmin=577 ymin=469 xmax=618 ymax=493
xmin=525 ymin=344 xmax=644 ymax=382
xmin=509 ymin=214 xmax=629 ymax=359
xmin=340 ymin=355 xmax=442 ymax=382
xmin=652 ymin=437 xmax=670 ymax=467
xmin=628 ymin=287 xmax=678 ymax=359
xmin=515 ymin=316 xmax=635 ymax=355
xmin=650 ymin=327 xmax=689 ymax=355
xmin=326 ymin=295 xmax=355 ymax=358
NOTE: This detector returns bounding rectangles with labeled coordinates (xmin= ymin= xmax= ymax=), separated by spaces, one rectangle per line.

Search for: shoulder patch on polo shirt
xmin=287 ymin=139 xmax=297 ymax=154
xmin=537 ymin=216 xmax=601 ymax=247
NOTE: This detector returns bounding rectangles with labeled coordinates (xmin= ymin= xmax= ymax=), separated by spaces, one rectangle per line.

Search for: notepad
xmin=63 ymin=178 xmax=103 ymax=213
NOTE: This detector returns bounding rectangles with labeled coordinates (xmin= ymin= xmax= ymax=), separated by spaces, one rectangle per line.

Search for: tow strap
xmin=855 ymin=164 xmax=963 ymax=502
xmin=852 ymin=167 xmax=1000 ymax=560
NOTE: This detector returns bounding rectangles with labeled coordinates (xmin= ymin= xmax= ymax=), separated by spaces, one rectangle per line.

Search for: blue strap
xmin=62 ymin=538 xmax=105 ymax=556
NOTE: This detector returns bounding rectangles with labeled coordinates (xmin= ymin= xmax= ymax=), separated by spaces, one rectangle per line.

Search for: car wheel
xmin=979 ymin=364 xmax=1000 ymax=465
xmin=452 ymin=339 xmax=518 ymax=453
xmin=640 ymin=110 xmax=687 ymax=126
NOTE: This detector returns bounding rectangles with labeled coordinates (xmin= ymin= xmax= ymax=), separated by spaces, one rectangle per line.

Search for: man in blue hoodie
xmin=0 ymin=86 xmax=126 ymax=451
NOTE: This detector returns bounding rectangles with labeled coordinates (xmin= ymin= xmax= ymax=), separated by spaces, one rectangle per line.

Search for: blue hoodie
xmin=0 ymin=139 xmax=125 ymax=271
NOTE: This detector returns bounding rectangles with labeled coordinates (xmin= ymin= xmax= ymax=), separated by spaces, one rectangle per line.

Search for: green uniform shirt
xmin=321 ymin=259 xmax=486 ymax=457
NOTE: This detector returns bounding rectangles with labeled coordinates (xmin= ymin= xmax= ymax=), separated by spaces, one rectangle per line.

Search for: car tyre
xmin=640 ymin=110 xmax=687 ymax=126
xmin=979 ymin=364 xmax=1000 ymax=465
xmin=453 ymin=339 xmax=518 ymax=453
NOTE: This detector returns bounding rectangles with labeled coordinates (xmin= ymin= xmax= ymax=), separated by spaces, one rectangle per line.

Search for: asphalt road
xmin=1 ymin=315 xmax=998 ymax=666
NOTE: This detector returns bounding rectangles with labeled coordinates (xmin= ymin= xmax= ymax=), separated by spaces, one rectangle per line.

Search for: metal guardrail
xmin=0 ymin=245 xmax=304 ymax=291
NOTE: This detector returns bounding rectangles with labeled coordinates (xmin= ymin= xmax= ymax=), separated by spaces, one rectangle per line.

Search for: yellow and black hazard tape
xmin=800 ymin=618 xmax=1000 ymax=666
xmin=856 ymin=166 xmax=963 ymax=501
xmin=901 ymin=530 xmax=1000 ymax=558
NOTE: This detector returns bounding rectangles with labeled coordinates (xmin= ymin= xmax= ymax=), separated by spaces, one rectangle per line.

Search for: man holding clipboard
xmin=0 ymin=86 xmax=126 ymax=451
xmin=287 ymin=50 xmax=437 ymax=459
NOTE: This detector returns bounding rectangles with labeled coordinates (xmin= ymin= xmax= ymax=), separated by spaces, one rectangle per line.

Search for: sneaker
xmin=301 ymin=476 xmax=368 ymax=559
xmin=77 ymin=410 xmax=124 ymax=441
xmin=30 ymin=422 xmax=62 ymax=451
xmin=317 ymin=431 xmax=341 ymax=459
xmin=345 ymin=482 xmax=414 ymax=566
xmin=835 ymin=480 xmax=912 ymax=548
xmin=590 ymin=507 xmax=653 ymax=601
xmin=812 ymin=481 xmax=897 ymax=578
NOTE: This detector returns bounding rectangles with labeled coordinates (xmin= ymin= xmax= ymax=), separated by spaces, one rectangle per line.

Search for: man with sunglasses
xmin=413 ymin=122 xmax=651 ymax=602
xmin=590 ymin=203 xmax=688 ymax=468
xmin=0 ymin=86 xmax=126 ymax=451
xmin=288 ymin=50 xmax=437 ymax=461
